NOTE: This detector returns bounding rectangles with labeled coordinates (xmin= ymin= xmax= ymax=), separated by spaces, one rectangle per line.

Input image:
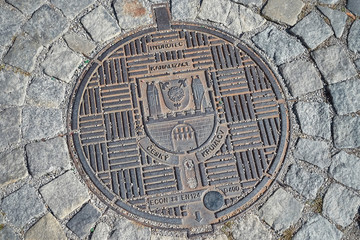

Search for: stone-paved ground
xmin=0 ymin=0 xmax=359 ymax=239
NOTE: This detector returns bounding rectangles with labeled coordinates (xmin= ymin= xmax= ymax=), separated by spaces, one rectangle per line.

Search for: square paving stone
xmin=328 ymin=78 xmax=360 ymax=115
xmin=113 ymin=0 xmax=152 ymax=30
xmin=0 ymin=107 xmax=21 ymax=152
xmin=226 ymin=4 xmax=265 ymax=35
xmin=64 ymin=32 xmax=96 ymax=56
xmin=323 ymin=183 xmax=360 ymax=227
xmin=26 ymin=137 xmax=71 ymax=178
xmin=262 ymin=0 xmax=304 ymax=26
xmin=329 ymin=151 xmax=360 ymax=190
xmin=285 ymin=164 xmax=324 ymax=199
xmin=26 ymin=77 xmax=66 ymax=108
xmin=0 ymin=148 xmax=28 ymax=187
xmin=1 ymin=185 xmax=46 ymax=228
xmin=6 ymin=0 xmax=46 ymax=16
xmin=50 ymin=0 xmax=95 ymax=19
xmin=0 ymin=70 xmax=29 ymax=107
xmin=22 ymin=5 xmax=69 ymax=45
xmin=318 ymin=6 xmax=347 ymax=38
xmin=108 ymin=217 xmax=151 ymax=240
xmin=0 ymin=226 xmax=19 ymax=240
xmin=66 ymin=203 xmax=101 ymax=238
xmin=293 ymin=214 xmax=342 ymax=240
xmin=81 ymin=6 xmax=121 ymax=43
xmin=293 ymin=138 xmax=331 ymax=169
xmin=91 ymin=222 xmax=111 ymax=240
xmin=39 ymin=171 xmax=89 ymax=219
xmin=347 ymin=0 xmax=360 ymax=16
xmin=252 ymin=26 xmax=306 ymax=65
xmin=230 ymin=214 xmax=276 ymax=239
xmin=290 ymin=11 xmax=333 ymax=50
xmin=0 ymin=6 xmax=24 ymax=47
xmin=24 ymin=213 xmax=66 ymax=240
xmin=311 ymin=45 xmax=357 ymax=84
xmin=348 ymin=20 xmax=360 ymax=54
xmin=41 ymin=44 xmax=82 ymax=83
xmin=3 ymin=34 xmax=43 ymax=72
xmin=294 ymin=101 xmax=331 ymax=139
xmin=171 ymin=0 xmax=199 ymax=21
xmin=198 ymin=0 xmax=232 ymax=24
xmin=280 ymin=60 xmax=323 ymax=97
xmin=259 ymin=188 xmax=303 ymax=231
xmin=22 ymin=106 xmax=64 ymax=141
xmin=333 ymin=115 xmax=360 ymax=149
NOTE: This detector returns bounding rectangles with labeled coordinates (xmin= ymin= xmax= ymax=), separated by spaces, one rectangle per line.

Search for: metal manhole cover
xmin=68 ymin=4 xmax=289 ymax=234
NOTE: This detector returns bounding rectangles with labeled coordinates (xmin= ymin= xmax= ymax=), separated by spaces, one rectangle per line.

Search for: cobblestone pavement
xmin=0 ymin=0 xmax=359 ymax=239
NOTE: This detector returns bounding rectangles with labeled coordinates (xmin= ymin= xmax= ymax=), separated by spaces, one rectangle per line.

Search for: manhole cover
xmin=68 ymin=4 xmax=289 ymax=234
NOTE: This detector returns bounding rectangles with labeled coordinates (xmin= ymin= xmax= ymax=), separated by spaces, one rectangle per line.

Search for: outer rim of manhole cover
xmin=67 ymin=4 xmax=289 ymax=235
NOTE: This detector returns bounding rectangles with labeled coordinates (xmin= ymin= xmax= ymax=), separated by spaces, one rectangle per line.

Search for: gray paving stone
xmin=22 ymin=106 xmax=64 ymax=141
xmin=355 ymin=58 xmax=360 ymax=71
xmin=171 ymin=0 xmax=199 ymax=21
xmin=259 ymin=188 xmax=303 ymax=231
xmin=285 ymin=164 xmax=324 ymax=199
xmin=1 ymin=185 xmax=46 ymax=228
xmin=318 ymin=6 xmax=347 ymax=38
xmin=41 ymin=44 xmax=82 ymax=83
xmin=64 ymin=32 xmax=96 ymax=56
xmin=0 ymin=70 xmax=29 ymax=107
xmin=328 ymin=78 xmax=360 ymax=115
xmin=3 ymin=34 xmax=43 ymax=72
xmin=0 ymin=148 xmax=28 ymax=187
xmin=0 ymin=6 xmax=24 ymax=47
xmin=23 ymin=5 xmax=68 ymax=45
xmin=252 ymin=26 xmax=306 ymax=65
xmin=27 ymin=77 xmax=66 ymax=108
xmin=91 ymin=222 xmax=111 ymax=240
xmin=323 ymin=183 xmax=360 ymax=227
xmin=0 ymin=108 xmax=21 ymax=152
xmin=230 ymin=214 xmax=276 ymax=239
xmin=0 ymin=226 xmax=19 ymax=240
xmin=347 ymin=0 xmax=360 ymax=16
xmin=311 ymin=45 xmax=357 ymax=84
xmin=294 ymin=138 xmax=331 ymax=169
xmin=50 ymin=0 xmax=95 ymax=19
xmin=333 ymin=115 xmax=360 ymax=149
xmin=262 ymin=0 xmax=304 ymax=26
xmin=24 ymin=213 xmax=66 ymax=240
xmin=329 ymin=151 xmax=360 ymax=190
xmin=67 ymin=203 xmax=101 ymax=238
xmin=5 ymin=0 xmax=46 ymax=16
xmin=39 ymin=171 xmax=89 ymax=219
xmin=293 ymin=214 xmax=342 ymax=240
xmin=26 ymin=137 xmax=71 ymax=178
xmin=198 ymin=0 xmax=231 ymax=24
xmin=108 ymin=217 xmax=151 ymax=240
xmin=81 ymin=6 xmax=121 ymax=43
xmin=280 ymin=60 xmax=323 ymax=97
xmin=232 ymin=0 xmax=263 ymax=7
xmin=348 ymin=20 xmax=360 ymax=54
xmin=319 ymin=0 xmax=340 ymax=4
xmin=113 ymin=0 xmax=152 ymax=29
xmin=290 ymin=11 xmax=333 ymax=49
xmin=294 ymin=102 xmax=331 ymax=139
xmin=226 ymin=4 xmax=265 ymax=35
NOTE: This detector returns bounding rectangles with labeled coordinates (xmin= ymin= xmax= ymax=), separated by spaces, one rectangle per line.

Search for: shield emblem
xmin=159 ymin=78 xmax=190 ymax=111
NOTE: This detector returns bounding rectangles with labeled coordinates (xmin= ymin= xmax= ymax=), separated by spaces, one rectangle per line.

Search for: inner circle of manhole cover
xmin=68 ymin=4 xmax=289 ymax=233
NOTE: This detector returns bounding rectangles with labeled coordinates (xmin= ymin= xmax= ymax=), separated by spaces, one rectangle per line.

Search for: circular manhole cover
xmin=68 ymin=4 xmax=289 ymax=234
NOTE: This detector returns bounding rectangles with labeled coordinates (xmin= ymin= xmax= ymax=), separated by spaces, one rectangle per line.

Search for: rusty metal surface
xmin=67 ymin=4 xmax=289 ymax=234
